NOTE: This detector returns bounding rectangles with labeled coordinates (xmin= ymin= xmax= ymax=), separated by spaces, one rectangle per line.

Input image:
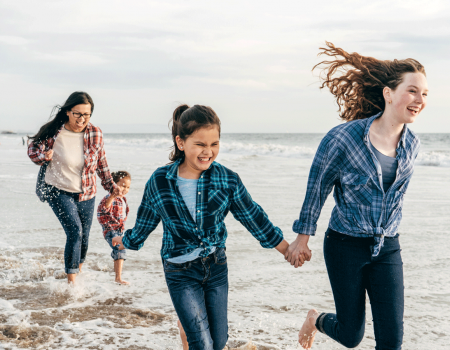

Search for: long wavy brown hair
xmin=313 ymin=42 xmax=426 ymax=122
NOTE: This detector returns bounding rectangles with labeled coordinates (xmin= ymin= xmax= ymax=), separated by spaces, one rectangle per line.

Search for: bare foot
xmin=115 ymin=278 xmax=130 ymax=285
xmin=177 ymin=320 xmax=188 ymax=350
xmin=298 ymin=309 xmax=320 ymax=349
xmin=67 ymin=273 xmax=76 ymax=285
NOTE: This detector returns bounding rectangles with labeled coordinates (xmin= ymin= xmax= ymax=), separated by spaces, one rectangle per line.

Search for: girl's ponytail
xmin=169 ymin=104 xmax=190 ymax=162
xmin=168 ymin=104 xmax=221 ymax=163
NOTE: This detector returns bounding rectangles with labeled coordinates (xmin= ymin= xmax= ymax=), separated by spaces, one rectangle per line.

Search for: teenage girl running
xmin=113 ymin=104 xmax=289 ymax=349
xmin=286 ymin=42 xmax=427 ymax=349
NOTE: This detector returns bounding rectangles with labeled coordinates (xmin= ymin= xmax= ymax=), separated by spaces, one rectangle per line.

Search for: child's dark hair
xmin=169 ymin=104 xmax=221 ymax=163
xmin=111 ymin=171 xmax=131 ymax=183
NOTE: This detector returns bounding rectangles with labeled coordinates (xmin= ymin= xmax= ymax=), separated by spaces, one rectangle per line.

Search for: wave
xmin=104 ymin=136 xmax=450 ymax=166
xmin=416 ymin=151 xmax=450 ymax=167
xmin=104 ymin=137 xmax=316 ymax=159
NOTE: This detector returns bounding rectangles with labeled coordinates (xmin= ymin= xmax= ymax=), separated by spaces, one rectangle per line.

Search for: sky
xmin=0 ymin=0 xmax=449 ymax=133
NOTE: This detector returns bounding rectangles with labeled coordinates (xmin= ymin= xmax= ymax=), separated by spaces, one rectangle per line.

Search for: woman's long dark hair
xmin=29 ymin=91 xmax=94 ymax=143
xmin=169 ymin=104 xmax=221 ymax=163
xmin=313 ymin=42 xmax=426 ymax=121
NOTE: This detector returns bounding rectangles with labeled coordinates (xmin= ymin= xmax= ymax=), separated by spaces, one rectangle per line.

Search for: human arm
xmin=27 ymin=139 xmax=53 ymax=165
xmin=229 ymin=175 xmax=284 ymax=249
xmin=287 ymin=136 xmax=340 ymax=265
xmin=121 ymin=180 xmax=161 ymax=250
xmin=95 ymin=139 xmax=119 ymax=195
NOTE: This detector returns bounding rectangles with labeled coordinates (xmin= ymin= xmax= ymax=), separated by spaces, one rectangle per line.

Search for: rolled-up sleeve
xmin=96 ymin=140 xmax=117 ymax=194
xmin=27 ymin=141 xmax=46 ymax=165
xmin=292 ymin=136 xmax=340 ymax=236
xmin=122 ymin=181 xmax=161 ymax=250
xmin=230 ymin=175 xmax=283 ymax=248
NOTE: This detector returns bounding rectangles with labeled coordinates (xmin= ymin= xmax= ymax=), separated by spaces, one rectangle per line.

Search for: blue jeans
xmin=105 ymin=230 xmax=127 ymax=260
xmin=163 ymin=248 xmax=228 ymax=350
xmin=316 ymin=228 xmax=404 ymax=350
xmin=48 ymin=187 xmax=95 ymax=274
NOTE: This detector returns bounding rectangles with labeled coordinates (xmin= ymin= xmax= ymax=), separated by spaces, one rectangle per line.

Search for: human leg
xmin=163 ymin=259 xmax=214 ymax=350
xmin=300 ymin=230 xmax=370 ymax=349
xmin=367 ymin=235 xmax=404 ymax=350
xmin=76 ymin=197 xmax=95 ymax=266
xmin=105 ymin=231 xmax=128 ymax=284
xmin=48 ymin=192 xmax=83 ymax=278
xmin=203 ymin=249 xmax=229 ymax=350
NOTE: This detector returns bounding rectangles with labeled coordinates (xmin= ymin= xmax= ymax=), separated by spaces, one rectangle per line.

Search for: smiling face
xmin=176 ymin=125 xmax=220 ymax=178
xmin=65 ymin=103 xmax=92 ymax=132
xmin=116 ymin=177 xmax=131 ymax=197
xmin=385 ymin=72 xmax=428 ymax=124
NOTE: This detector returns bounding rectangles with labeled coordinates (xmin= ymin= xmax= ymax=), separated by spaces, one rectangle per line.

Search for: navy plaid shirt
xmin=293 ymin=113 xmax=420 ymax=256
xmin=122 ymin=159 xmax=283 ymax=260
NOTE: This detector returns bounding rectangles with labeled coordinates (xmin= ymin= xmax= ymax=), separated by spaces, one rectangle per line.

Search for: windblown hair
xmin=29 ymin=91 xmax=94 ymax=143
xmin=111 ymin=171 xmax=131 ymax=183
xmin=169 ymin=104 xmax=221 ymax=163
xmin=313 ymin=42 xmax=426 ymax=121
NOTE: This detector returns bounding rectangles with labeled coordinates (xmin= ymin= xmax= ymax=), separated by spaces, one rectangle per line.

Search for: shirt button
xmin=201 ymin=176 xmax=203 ymax=178
xmin=195 ymin=227 xmax=198 ymax=230
xmin=200 ymin=242 xmax=203 ymax=245
xmin=197 ymin=210 xmax=200 ymax=213
xmin=198 ymin=192 xmax=201 ymax=195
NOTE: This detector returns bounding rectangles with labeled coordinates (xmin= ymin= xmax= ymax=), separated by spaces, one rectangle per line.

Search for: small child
xmin=97 ymin=170 xmax=131 ymax=285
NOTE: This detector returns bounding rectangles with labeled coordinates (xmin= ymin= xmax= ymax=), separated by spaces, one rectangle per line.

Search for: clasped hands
xmin=284 ymin=234 xmax=312 ymax=268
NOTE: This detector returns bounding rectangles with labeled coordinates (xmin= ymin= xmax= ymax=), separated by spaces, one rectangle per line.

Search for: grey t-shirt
xmin=177 ymin=176 xmax=198 ymax=222
xmin=369 ymin=141 xmax=398 ymax=193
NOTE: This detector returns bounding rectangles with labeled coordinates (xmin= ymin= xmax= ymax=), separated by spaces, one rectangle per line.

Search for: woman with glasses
xmin=28 ymin=91 xmax=120 ymax=284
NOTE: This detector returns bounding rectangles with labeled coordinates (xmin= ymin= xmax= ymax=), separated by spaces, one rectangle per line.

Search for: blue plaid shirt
xmin=293 ymin=113 xmax=420 ymax=256
xmin=122 ymin=159 xmax=283 ymax=259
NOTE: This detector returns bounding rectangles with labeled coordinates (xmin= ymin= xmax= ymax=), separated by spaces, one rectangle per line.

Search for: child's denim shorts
xmin=104 ymin=230 xmax=127 ymax=261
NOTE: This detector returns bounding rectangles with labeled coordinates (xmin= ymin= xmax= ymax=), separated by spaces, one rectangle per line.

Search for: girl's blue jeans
xmin=317 ymin=228 xmax=404 ymax=350
xmin=163 ymin=248 xmax=228 ymax=350
xmin=105 ymin=230 xmax=127 ymax=260
xmin=48 ymin=188 xmax=95 ymax=274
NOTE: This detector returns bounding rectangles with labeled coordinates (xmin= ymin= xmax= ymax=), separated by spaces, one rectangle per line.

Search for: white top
xmin=45 ymin=127 xmax=84 ymax=193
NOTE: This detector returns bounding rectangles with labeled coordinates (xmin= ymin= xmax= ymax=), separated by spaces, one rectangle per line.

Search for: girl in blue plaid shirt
xmin=113 ymin=104 xmax=289 ymax=350
xmin=287 ymin=43 xmax=428 ymax=350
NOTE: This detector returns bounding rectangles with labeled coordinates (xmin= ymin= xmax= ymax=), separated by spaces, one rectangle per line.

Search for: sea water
xmin=0 ymin=132 xmax=449 ymax=349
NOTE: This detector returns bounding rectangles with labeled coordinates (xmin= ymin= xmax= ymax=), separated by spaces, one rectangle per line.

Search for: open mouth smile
xmin=407 ymin=106 xmax=420 ymax=115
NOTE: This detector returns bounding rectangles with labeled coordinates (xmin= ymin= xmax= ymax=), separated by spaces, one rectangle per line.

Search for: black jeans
xmin=317 ymin=228 xmax=404 ymax=350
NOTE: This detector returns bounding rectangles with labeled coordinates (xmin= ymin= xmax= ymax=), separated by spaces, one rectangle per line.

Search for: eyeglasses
xmin=71 ymin=110 xmax=92 ymax=119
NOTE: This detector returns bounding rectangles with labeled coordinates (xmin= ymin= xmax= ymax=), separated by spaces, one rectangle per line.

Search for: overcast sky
xmin=1 ymin=0 xmax=449 ymax=133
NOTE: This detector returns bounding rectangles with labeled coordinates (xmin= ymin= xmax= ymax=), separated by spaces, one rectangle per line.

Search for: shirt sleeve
xmin=97 ymin=196 xmax=113 ymax=225
xmin=292 ymin=135 xmax=341 ymax=236
xmin=122 ymin=180 xmax=161 ymax=251
xmin=95 ymin=139 xmax=117 ymax=194
xmin=229 ymin=175 xmax=283 ymax=249
xmin=27 ymin=140 xmax=47 ymax=165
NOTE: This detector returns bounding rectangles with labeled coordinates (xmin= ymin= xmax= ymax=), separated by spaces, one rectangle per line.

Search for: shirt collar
xmin=166 ymin=158 xmax=218 ymax=181
xmin=363 ymin=112 xmax=408 ymax=149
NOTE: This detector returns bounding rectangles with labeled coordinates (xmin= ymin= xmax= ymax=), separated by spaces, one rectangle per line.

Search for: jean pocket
xmin=163 ymin=260 xmax=190 ymax=273
xmin=214 ymin=248 xmax=227 ymax=265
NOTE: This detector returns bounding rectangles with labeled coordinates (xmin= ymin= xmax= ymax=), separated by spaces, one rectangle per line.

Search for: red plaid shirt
xmin=27 ymin=123 xmax=117 ymax=202
xmin=97 ymin=194 xmax=129 ymax=236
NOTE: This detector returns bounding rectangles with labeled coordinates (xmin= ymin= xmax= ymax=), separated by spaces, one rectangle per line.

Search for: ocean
xmin=0 ymin=132 xmax=449 ymax=349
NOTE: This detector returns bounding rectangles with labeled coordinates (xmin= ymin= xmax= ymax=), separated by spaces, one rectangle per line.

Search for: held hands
xmin=285 ymin=234 xmax=312 ymax=268
xmin=112 ymin=186 xmax=123 ymax=198
xmin=44 ymin=150 xmax=53 ymax=161
xmin=112 ymin=236 xmax=125 ymax=250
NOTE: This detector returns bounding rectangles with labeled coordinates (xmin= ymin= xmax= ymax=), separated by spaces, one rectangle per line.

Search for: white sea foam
xmin=416 ymin=151 xmax=450 ymax=167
